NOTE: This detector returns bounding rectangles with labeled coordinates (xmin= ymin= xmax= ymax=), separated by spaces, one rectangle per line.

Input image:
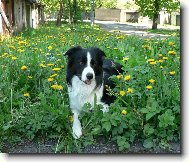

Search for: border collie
xmin=65 ymin=46 xmax=123 ymax=139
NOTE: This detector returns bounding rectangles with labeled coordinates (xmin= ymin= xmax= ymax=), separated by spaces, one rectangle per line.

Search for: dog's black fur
xmin=65 ymin=46 xmax=123 ymax=105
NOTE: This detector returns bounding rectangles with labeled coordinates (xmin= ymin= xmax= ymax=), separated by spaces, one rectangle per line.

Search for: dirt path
xmin=93 ymin=20 xmax=179 ymax=39
xmin=4 ymin=138 xmax=180 ymax=154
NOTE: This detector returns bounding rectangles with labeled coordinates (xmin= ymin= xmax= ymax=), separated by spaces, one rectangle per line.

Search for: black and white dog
xmin=64 ymin=46 xmax=123 ymax=139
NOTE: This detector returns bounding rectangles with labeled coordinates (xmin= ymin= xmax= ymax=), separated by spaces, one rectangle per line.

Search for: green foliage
xmin=100 ymin=0 xmax=118 ymax=9
xmin=41 ymin=0 xmax=87 ymax=22
xmin=124 ymin=0 xmax=139 ymax=10
xmin=0 ymin=22 xmax=180 ymax=153
xmin=135 ymin=0 xmax=180 ymax=19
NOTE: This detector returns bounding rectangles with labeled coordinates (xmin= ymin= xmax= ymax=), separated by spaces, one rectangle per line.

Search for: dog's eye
xmin=91 ymin=60 xmax=96 ymax=66
xmin=80 ymin=61 xmax=84 ymax=65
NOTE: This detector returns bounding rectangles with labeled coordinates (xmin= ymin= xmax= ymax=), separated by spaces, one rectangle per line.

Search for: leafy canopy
xmin=135 ymin=0 xmax=180 ymax=19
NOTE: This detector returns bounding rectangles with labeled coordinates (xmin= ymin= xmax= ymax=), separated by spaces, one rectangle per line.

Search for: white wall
xmin=31 ymin=4 xmax=38 ymax=28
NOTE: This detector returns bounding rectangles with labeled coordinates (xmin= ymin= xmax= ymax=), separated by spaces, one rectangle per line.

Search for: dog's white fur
xmin=81 ymin=52 xmax=95 ymax=82
xmin=68 ymin=52 xmax=108 ymax=139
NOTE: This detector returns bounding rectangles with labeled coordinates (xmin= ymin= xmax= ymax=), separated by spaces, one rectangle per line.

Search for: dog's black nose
xmin=86 ymin=73 xmax=93 ymax=80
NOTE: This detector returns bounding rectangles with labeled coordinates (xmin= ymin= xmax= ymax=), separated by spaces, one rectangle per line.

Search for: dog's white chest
xmin=68 ymin=76 xmax=103 ymax=112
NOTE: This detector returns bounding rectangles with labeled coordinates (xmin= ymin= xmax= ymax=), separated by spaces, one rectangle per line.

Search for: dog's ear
xmin=91 ymin=47 xmax=106 ymax=58
xmin=64 ymin=46 xmax=82 ymax=57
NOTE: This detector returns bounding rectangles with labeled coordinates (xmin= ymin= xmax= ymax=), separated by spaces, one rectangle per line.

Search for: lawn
xmin=145 ymin=28 xmax=180 ymax=37
xmin=0 ymin=22 xmax=180 ymax=153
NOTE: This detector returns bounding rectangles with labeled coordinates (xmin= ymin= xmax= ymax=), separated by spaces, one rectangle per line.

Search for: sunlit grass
xmin=0 ymin=22 xmax=180 ymax=153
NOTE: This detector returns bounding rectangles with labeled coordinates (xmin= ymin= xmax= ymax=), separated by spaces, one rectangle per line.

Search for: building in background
xmin=95 ymin=8 xmax=180 ymax=26
xmin=0 ymin=0 xmax=45 ymax=35
xmin=95 ymin=0 xmax=180 ymax=26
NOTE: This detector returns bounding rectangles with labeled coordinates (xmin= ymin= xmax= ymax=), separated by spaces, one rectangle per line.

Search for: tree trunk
xmin=67 ymin=0 xmax=73 ymax=24
xmin=73 ymin=0 xmax=77 ymax=24
xmin=152 ymin=13 xmax=158 ymax=29
xmin=90 ymin=0 xmax=95 ymax=26
xmin=56 ymin=1 xmax=64 ymax=26
xmin=152 ymin=0 xmax=159 ymax=29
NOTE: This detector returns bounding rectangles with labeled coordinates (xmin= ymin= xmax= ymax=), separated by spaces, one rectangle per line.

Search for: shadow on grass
xmin=145 ymin=29 xmax=180 ymax=37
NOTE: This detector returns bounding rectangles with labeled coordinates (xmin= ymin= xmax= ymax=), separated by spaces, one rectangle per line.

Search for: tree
xmin=95 ymin=0 xmax=118 ymax=9
xmin=56 ymin=0 xmax=64 ymax=26
xmin=40 ymin=0 xmax=92 ymax=25
xmin=135 ymin=0 xmax=180 ymax=29
xmin=40 ymin=0 xmax=61 ymax=26
xmin=40 ymin=0 xmax=114 ymax=26
xmin=102 ymin=0 xmax=117 ymax=9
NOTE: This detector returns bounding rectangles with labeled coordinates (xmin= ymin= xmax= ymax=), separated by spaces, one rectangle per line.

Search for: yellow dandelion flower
xmin=146 ymin=85 xmax=152 ymax=90
xmin=21 ymin=65 xmax=27 ymax=70
xmin=127 ymin=88 xmax=133 ymax=93
xmin=52 ymin=68 xmax=61 ymax=71
xmin=18 ymin=40 xmax=27 ymax=45
xmin=120 ymin=90 xmax=125 ymax=96
xmin=123 ymin=57 xmax=129 ymax=61
xmin=160 ymin=66 xmax=163 ymax=69
xmin=149 ymin=61 xmax=156 ymax=65
xmin=48 ymin=78 xmax=54 ymax=82
xmin=147 ymin=58 xmax=155 ymax=62
xmin=12 ymin=56 xmax=17 ymax=60
xmin=149 ymin=79 xmax=155 ymax=84
xmin=169 ymin=71 xmax=176 ymax=75
xmin=8 ymin=45 xmax=16 ymax=50
xmin=121 ymin=110 xmax=127 ymax=115
xmin=116 ymin=36 xmax=124 ymax=39
xmin=39 ymin=63 xmax=46 ymax=68
xmin=23 ymin=92 xmax=30 ymax=97
xmin=158 ymin=59 xmax=163 ymax=63
xmin=27 ymin=76 xmax=32 ymax=79
xmin=50 ymin=74 xmax=58 ymax=78
xmin=61 ymin=65 xmax=64 ymax=68
xmin=17 ymin=49 xmax=25 ymax=53
xmin=116 ymin=75 xmax=123 ymax=79
xmin=158 ymin=54 xmax=163 ymax=57
xmin=47 ymin=63 xmax=54 ymax=67
xmin=51 ymin=84 xmax=63 ymax=90
xmin=163 ymin=57 xmax=168 ymax=60
xmin=124 ymin=75 xmax=131 ymax=81
xmin=169 ymin=42 xmax=175 ymax=46
xmin=168 ymin=51 xmax=176 ymax=55
xmin=48 ymin=45 xmax=53 ymax=50
xmin=142 ymin=45 xmax=149 ymax=49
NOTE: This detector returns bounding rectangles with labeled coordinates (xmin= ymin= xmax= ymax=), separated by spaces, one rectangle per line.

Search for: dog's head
xmin=65 ymin=46 xmax=106 ymax=86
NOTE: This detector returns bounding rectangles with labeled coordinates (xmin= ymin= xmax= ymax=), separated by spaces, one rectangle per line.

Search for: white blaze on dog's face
xmin=81 ymin=52 xmax=95 ymax=85
xmin=65 ymin=46 xmax=106 ymax=87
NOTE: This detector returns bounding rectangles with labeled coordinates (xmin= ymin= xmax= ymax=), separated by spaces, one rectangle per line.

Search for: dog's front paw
xmin=72 ymin=122 xmax=82 ymax=139
xmin=102 ymin=104 xmax=109 ymax=113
